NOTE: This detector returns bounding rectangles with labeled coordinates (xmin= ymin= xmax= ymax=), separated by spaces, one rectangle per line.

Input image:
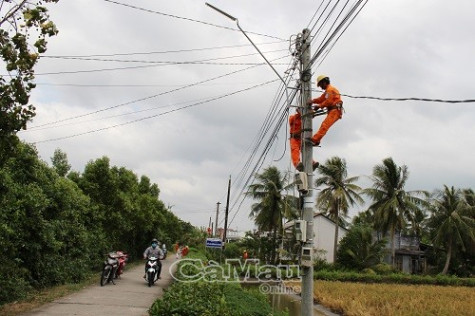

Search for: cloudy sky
xmin=19 ymin=0 xmax=475 ymax=232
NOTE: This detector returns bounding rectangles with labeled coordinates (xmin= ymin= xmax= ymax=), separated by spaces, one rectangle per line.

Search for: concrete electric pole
xmin=300 ymin=28 xmax=314 ymax=316
xmin=214 ymin=202 xmax=221 ymax=237
xmin=222 ymin=176 xmax=231 ymax=246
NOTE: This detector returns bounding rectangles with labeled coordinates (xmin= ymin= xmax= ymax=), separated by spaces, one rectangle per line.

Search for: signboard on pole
xmin=206 ymin=238 xmax=223 ymax=248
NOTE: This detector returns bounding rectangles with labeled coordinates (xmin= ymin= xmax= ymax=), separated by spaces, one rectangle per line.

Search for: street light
xmin=205 ymin=2 xmax=288 ymax=88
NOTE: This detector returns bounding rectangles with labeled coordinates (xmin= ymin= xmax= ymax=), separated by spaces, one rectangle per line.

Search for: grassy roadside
xmin=0 ymin=261 xmax=142 ymax=316
xmin=286 ymin=280 xmax=475 ymax=316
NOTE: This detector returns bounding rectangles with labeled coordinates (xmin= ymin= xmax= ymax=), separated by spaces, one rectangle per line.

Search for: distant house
xmin=383 ymin=234 xmax=428 ymax=274
xmin=284 ymin=213 xmax=348 ymax=263
xmin=217 ymin=228 xmax=246 ymax=243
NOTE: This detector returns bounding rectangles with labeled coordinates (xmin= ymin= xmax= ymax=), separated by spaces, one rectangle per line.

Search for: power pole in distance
xmin=222 ymin=176 xmax=231 ymax=246
xmin=300 ymin=28 xmax=314 ymax=316
xmin=215 ymin=202 xmax=221 ymax=237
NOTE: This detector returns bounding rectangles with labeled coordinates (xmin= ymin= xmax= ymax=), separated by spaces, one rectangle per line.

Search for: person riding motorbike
xmin=143 ymin=238 xmax=164 ymax=279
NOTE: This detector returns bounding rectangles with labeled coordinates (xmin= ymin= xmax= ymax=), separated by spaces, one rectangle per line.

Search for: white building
xmin=285 ymin=213 xmax=348 ymax=263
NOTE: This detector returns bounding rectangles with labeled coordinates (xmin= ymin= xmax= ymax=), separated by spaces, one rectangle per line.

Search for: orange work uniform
xmin=289 ymin=111 xmax=302 ymax=168
xmin=310 ymin=84 xmax=343 ymax=145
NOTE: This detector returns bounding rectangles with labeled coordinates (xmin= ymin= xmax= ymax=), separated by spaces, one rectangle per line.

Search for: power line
xmin=28 ymin=61 xmax=277 ymax=130
xmin=32 ymin=59 xmax=290 ymax=76
xmin=103 ymin=0 xmax=286 ymax=41
xmin=342 ymin=94 xmax=475 ymax=104
xmin=35 ymin=82 xmax=265 ymax=88
xmin=33 ymin=79 xmax=279 ymax=144
xmin=40 ymin=49 xmax=289 ymax=64
xmin=40 ymin=41 xmax=287 ymax=58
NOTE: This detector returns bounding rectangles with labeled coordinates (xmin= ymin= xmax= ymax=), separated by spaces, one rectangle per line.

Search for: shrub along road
xmin=22 ymin=256 xmax=176 ymax=316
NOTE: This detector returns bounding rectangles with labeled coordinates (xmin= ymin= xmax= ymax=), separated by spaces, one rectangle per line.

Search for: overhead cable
xmin=33 ymin=79 xmax=279 ymax=144
xmin=103 ymin=0 xmax=286 ymax=41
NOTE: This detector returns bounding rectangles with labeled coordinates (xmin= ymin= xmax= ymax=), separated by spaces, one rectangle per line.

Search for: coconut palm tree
xmin=315 ymin=156 xmax=364 ymax=262
xmin=363 ymin=157 xmax=428 ymax=267
xmin=247 ymin=166 xmax=297 ymax=263
xmin=427 ymin=186 xmax=475 ymax=274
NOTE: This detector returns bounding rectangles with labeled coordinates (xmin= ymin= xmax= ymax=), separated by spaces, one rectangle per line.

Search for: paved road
xmin=22 ymin=256 xmax=176 ymax=316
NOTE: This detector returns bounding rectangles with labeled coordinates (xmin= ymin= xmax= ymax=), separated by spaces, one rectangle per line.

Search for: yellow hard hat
xmin=316 ymin=75 xmax=328 ymax=85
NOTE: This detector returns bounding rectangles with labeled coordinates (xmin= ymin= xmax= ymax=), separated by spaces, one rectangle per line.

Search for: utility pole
xmin=300 ymin=28 xmax=314 ymax=316
xmin=214 ymin=202 xmax=221 ymax=237
xmin=222 ymin=176 xmax=231 ymax=246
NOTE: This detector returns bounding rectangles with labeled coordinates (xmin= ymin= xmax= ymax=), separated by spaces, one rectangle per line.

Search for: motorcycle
xmin=100 ymin=252 xmax=119 ymax=286
xmin=145 ymin=256 xmax=162 ymax=287
xmin=114 ymin=251 xmax=129 ymax=279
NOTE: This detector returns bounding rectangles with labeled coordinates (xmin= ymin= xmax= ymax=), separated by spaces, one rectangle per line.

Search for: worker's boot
xmin=296 ymin=162 xmax=304 ymax=172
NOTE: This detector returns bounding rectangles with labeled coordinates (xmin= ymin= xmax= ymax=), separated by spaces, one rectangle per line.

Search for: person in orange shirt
xmin=243 ymin=249 xmax=248 ymax=260
xmin=289 ymin=107 xmax=319 ymax=172
xmin=307 ymin=75 xmax=343 ymax=146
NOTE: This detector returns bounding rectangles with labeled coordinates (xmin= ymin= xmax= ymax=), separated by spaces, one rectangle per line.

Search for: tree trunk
xmin=333 ymin=202 xmax=339 ymax=263
xmin=442 ymin=240 xmax=452 ymax=275
xmin=271 ymin=225 xmax=277 ymax=264
xmin=391 ymin=227 xmax=396 ymax=268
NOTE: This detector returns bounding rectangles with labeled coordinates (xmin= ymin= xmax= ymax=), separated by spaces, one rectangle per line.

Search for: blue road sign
xmin=206 ymin=238 xmax=223 ymax=248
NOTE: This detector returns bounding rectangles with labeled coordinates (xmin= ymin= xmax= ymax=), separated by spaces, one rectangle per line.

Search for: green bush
xmin=223 ymin=243 xmax=242 ymax=259
xmin=149 ymin=281 xmax=286 ymax=316
xmin=361 ymin=268 xmax=377 ymax=275
xmin=372 ymin=263 xmax=395 ymax=275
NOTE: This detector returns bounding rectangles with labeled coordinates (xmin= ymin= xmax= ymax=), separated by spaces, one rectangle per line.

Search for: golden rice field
xmin=286 ymin=280 xmax=475 ymax=316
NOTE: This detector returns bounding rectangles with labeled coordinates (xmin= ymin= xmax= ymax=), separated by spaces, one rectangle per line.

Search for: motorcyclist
xmin=143 ymin=238 xmax=164 ymax=279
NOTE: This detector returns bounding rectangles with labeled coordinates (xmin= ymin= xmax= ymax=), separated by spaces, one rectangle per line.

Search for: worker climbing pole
xmin=307 ymin=75 xmax=344 ymax=147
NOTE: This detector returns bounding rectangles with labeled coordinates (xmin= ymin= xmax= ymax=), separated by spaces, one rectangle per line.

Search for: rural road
xmin=22 ymin=256 xmax=176 ymax=316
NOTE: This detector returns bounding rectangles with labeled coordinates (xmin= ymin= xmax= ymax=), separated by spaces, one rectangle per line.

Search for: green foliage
xmin=362 ymin=157 xmax=429 ymax=267
xmin=427 ymin=185 xmax=475 ymax=275
xmin=336 ymin=224 xmax=387 ymax=270
xmin=149 ymin=281 xmax=282 ymax=316
xmin=372 ymin=263 xmax=395 ymax=275
xmin=149 ymin=256 xmax=287 ymax=316
xmin=247 ymin=166 xmax=297 ymax=264
xmin=51 ymin=148 xmax=71 ymax=177
xmin=0 ymin=0 xmax=60 ymax=164
xmin=223 ymin=243 xmax=242 ymax=259
xmin=0 ymin=141 xmax=197 ymax=305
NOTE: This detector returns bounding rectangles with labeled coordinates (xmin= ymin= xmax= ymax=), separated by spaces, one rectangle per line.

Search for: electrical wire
xmin=40 ymin=49 xmax=289 ymax=64
xmin=224 ymin=0 xmax=368 ymax=230
xmin=341 ymin=94 xmax=475 ymax=104
xmin=32 ymin=60 xmax=290 ymax=76
xmin=40 ymin=41 xmax=287 ymax=58
xmin=103 ymin=0 xmax=286 ymax=41
xmin=28 ymin=58 xmax=287 ymax=130
xmin=33 ymin=79 xmax=280 ymax=144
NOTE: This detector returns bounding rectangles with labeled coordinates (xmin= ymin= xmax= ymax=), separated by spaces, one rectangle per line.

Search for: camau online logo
xmin=169 ymin=259 xmax=302 ymax=295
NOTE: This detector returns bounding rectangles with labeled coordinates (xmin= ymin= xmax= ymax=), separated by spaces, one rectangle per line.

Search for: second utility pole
xmin=214 ymin=202 xmax=221 ymax=237
xmin=300 ymin=28 xmax=314 ymax=316
xmin=222 ymin=176 xmax=231 ymax=247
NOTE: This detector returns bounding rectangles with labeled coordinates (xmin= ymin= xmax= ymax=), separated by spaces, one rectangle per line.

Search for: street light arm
xmin=205 ymin=3 xmax=237 ymax=21
xmin=234 ymin=21 xmax=287 ymax=86
xmin=205 ymin=2 xmax=287 ymax=88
